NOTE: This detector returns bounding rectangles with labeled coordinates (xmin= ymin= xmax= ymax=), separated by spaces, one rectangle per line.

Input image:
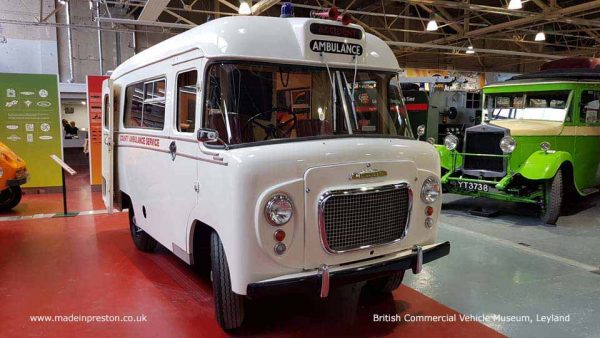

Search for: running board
xmin=581 ymin=188 xmax=599 ymax=196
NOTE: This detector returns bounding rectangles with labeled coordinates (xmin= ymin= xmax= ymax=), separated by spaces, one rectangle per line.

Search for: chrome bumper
xmin=246 ymin=241 xmax=450 ymax=298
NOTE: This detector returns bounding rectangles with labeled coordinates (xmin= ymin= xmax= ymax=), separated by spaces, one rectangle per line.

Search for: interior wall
xmin=0 ymin=0 xmax=59 ymax=74
xmin=60 ymin=102 xmax=89 ymax=132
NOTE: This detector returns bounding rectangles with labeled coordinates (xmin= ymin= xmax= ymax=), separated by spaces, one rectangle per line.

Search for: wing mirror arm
xmin=197 ymin=128 xmax=229 ymax=150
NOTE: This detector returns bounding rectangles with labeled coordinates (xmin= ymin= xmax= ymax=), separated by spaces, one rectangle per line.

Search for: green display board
xmin=0 ymin=73 xmax=62 ymax=188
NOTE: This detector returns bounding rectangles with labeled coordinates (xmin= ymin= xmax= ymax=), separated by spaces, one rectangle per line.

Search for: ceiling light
xmin=58 ymin=0 xmax=67 ymax=5
xmin=238 ymin=1 xmax=251 ymax=15
xmin=508 ymin=0 xmax=522 ymax=10
xmin=466 ymin=45 xmax=475 ymax=54
xmin=81 ymin=101 xmax=86 ymax=105
xmin=535 ymin=31 xmax=546 ymax=41
xmin=426 ymin=16 xmax=438 ymax=31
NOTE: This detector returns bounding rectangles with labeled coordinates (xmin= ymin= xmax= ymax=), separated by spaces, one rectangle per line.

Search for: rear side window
xmin=124 ymin=78 xmax=166 ymax=129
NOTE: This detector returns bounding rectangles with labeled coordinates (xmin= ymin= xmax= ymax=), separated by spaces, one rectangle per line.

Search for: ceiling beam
xmin=251 ymin=0 xmax=279 ymax=15
xmin=387 ymin=41 xmax=564 ymax=60
xmin=138 ymin=0 xmax=170 ymax=21
xmin=425 ymin=1 xmax=600 ymax=45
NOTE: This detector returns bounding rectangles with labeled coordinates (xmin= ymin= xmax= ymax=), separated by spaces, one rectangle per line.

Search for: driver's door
xmin=101 ymin=79 xmax=114 ymax=212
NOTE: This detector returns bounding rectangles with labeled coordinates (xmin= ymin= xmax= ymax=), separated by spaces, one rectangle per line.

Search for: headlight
xmin=264 ymin=194 xmax=294 ymax=226
xmin=499 ymin=136 xmax=516 ymax=153
xmin=540 ymin=141 xmax=551 ymax=152
xmin=421 ymin=176 xmax=441 ymax=204
xmin=444 ymin=134 xmax=459 ymax=151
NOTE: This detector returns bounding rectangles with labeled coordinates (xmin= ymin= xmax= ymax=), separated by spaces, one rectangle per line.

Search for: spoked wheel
xmin=243 ymin=109 xmax=296 ymax=140
xmin=540 ymin=168 xmax=563 ymax=226
xmin=0 ymin=186 xmax=22 ymax=211
xmin=128 ymin=206 xmax=157 ymax=252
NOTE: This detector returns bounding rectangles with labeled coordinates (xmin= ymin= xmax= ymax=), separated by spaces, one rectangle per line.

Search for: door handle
xmin=169 ymin=141 xmax=177 ymax=161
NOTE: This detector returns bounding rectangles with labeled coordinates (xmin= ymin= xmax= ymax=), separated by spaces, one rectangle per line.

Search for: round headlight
xmin=264 ymin=194 xmax=294 ymax=226
xmin=499 ymin=136 xmax=516 ymax=153
xmin=444 ymin=134 xmax=459 ymax=151
xmin=540 ymin=141 xmax=551 ymax=152
xmin=421 ymin=176 xmax=441 ymax=204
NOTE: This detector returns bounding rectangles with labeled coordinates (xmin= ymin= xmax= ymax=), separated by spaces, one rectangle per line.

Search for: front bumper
xmin=247 ymin=241 xmax=450 ymax=298
xmin=7 ymin=174 xmax=28 ymax=187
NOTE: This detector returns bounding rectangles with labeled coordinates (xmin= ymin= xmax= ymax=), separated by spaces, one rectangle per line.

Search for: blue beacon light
xmin=280 ymin=2 xmax=294 ymax=18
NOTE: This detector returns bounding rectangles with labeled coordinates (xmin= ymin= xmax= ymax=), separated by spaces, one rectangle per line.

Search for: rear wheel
xmin=540 ymin=169 xmax=563 ymax=225
xmin=128 ymin=206 xmax=157 ymax=252
xmin=365 ymin=271 xmax=405 ymax=293
xmin=210 ymin=232 xmax=245 ymax=330
xmin=0 ymin=186 xmax=22 ymax=211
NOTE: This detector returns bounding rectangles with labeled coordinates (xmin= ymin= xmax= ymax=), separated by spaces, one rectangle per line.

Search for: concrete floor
xmin=405 ymin=193 xmax=600 ymax=338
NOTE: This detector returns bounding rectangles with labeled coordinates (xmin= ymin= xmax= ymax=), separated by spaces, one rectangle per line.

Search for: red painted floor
xmin=1 ymin=165 xmax=104 ymax=216
xmin=0 ymin=212 xmax=504 ymax=337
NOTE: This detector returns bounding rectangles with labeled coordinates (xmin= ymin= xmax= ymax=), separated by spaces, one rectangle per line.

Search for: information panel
xmin=86 ymin=75 xmax=108 ymax=186
xmin=0 ymin=73 xmax=62 ymax=187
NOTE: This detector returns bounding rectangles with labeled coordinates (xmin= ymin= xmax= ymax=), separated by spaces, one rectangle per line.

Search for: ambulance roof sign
xmin=310 ymin=40 xmax=363 ymax=56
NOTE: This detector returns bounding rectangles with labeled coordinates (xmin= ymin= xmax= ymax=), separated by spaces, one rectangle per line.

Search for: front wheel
xmin=540 ymin=169 xmax=563 ymax=225
xmin=210 ymin=232 xmax=245 ymax=330
xmin=0 ymin=186 xmax=22 ymax=211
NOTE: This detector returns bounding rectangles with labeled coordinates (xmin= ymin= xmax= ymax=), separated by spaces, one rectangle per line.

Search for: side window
xmin=580 ymin=90 xmax=600 ymax=124
xmin=103 ymin=94 xmax=109 ymax=129
xmin=142 ymin=79 xmax=166 ymax=129
xmin=466 ymin=92 xmax=481 ymax=109
xmin=176 ymin=70 xmax=198 ymax=133
xmin=123 ymin=78 xmax=166 ymax=129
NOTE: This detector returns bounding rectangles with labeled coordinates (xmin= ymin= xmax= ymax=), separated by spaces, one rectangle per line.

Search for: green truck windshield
xmin=485 ymin=90 xmax=571 ymax=122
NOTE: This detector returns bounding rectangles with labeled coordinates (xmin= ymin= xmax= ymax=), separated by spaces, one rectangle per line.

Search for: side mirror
xmin=197 ymin=128 xmax=219 ymax=143
xmin=416 ymin=125 xmax=426 ymax=140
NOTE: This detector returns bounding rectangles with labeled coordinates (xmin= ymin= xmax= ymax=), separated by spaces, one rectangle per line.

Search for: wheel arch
xmin=188 ymin=220 xmax=215 ymax=271
xmin=519 ymin=151 xmax=582 ymax=195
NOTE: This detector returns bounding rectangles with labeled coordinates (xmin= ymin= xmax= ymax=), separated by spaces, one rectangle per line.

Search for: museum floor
xmin=0 ymin=180 xmax=598 ymax=337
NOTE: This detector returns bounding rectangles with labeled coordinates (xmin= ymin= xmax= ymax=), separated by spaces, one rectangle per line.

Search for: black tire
xmin=365 ymin=271 xmax=405 ymax=293
xmin=210 ymin=232 xmax=245 ymax=330
xmin=0 ymin=186 xmax=22 ymax=211
xmin=541 ymin=169 xmax=563 ymax=225
xmin=128 ymin=206 xmax=157 ymax=252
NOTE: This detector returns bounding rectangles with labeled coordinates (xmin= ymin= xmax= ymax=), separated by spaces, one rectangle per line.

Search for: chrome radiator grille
xmin=318 ymin=183 xmax=411 ymax=253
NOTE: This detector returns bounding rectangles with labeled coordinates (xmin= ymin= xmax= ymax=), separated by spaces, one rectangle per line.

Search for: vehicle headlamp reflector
xmin=421 ymin=176 xmax=441 ymax=204
xmin=540 ymin=141 xmax=551 ymax=152
xmin=264 ymin=194 xmax=294 ymax=226
xmin=500 ymin=136 xmax=516 ymax=153
xmin=444 ymin=134 xmax=459 ymax=151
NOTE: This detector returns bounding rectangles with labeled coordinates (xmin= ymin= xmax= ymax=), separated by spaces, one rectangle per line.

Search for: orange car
xmin=0 ymin=142 xmax=28 ymax=211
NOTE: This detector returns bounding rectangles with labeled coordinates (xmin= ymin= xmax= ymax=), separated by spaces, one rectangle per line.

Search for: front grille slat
xmin=319 ymin=184 xmax=410 ymax=253
xmin=463 ymin=131 xmax=505 ymax=172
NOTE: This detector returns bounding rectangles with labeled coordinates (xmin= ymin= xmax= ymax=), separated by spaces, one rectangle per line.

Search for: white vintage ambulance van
xmin=102 ymin=10 xmax=449 ymax=330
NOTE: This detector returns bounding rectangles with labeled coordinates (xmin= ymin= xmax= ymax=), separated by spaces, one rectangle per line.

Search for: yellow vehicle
xmin=0 ymin=142 xmax=28 ymax=211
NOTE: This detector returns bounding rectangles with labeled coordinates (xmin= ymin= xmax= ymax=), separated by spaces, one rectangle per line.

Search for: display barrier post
xmin=50 ymin=155 xmax=78 ymax=217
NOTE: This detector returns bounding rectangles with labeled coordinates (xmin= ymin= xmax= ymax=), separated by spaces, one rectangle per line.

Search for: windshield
xmin=484 ymin=90 xmax=571 ymax=122
xmin=203 ymin=62 xmax=412 ymax=146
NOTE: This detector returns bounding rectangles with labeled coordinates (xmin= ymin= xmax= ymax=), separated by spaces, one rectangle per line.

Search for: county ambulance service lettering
xmin=310 ymin=40 xmax=363 ymax=56
xmin=119 ymin=134 xmax=160 ymax=148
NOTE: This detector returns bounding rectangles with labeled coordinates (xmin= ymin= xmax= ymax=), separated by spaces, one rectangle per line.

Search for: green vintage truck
xmin=436 ymin=58 xmax=600 ymax=225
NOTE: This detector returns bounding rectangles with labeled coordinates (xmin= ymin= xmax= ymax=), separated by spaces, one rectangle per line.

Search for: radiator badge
xmin=350 ymin=168 xmax=388 ymax=180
